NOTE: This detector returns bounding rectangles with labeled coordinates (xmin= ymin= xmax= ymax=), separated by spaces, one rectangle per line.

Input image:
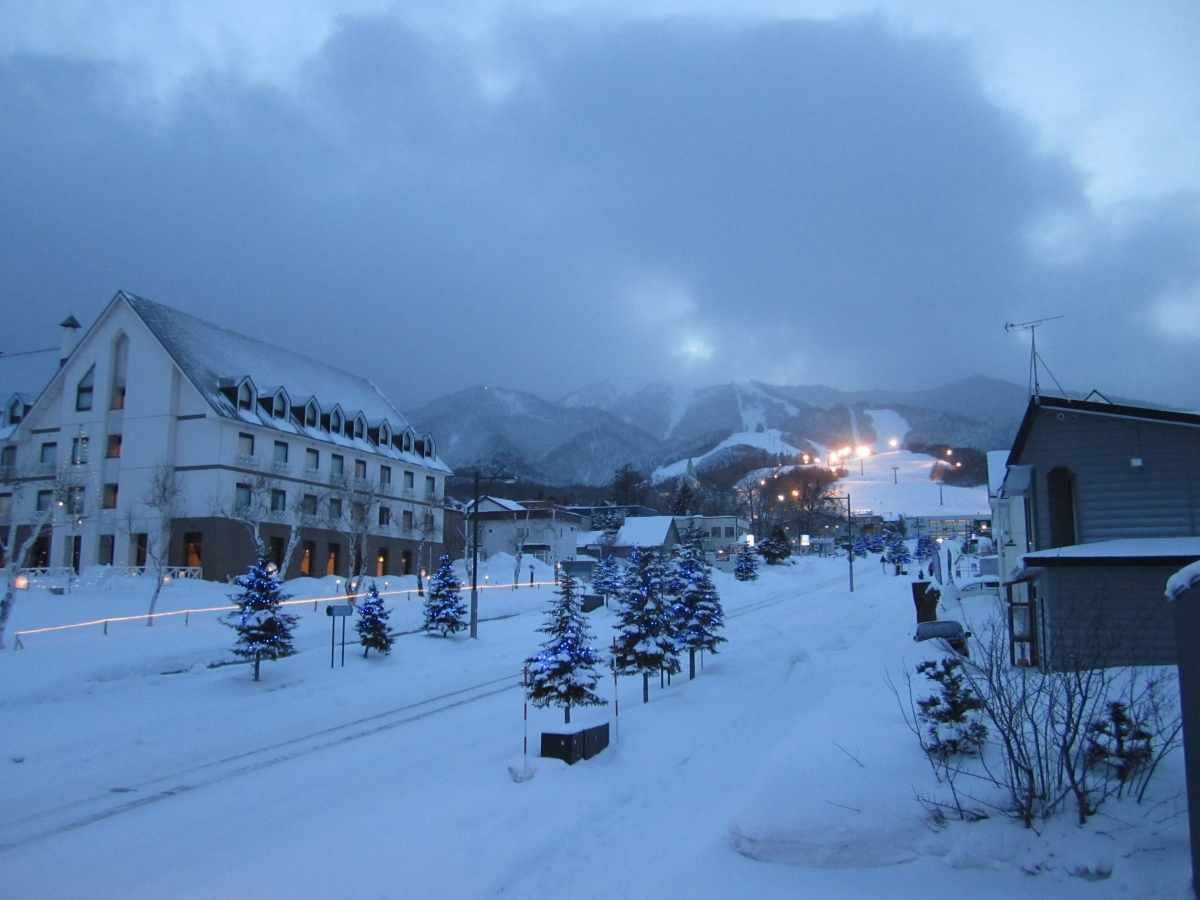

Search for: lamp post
xmin=837 ymin=493 xmax=854 ymax=593
xmin=468 ymin=467 xmax=515 ymax=639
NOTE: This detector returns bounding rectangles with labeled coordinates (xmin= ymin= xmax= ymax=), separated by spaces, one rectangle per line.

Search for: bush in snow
xmin=915 ymin=658 xmax=987 ymax=761
xmin=670 ymin=526 xmax=726 ymax=679
xmin=591 ymin=553 xmax=622 ymax=606
xmin=356 ymin=582 xmax=393 ymax=657
xmin=756 ymin=525 xmax=792 ymax=565
xmin=423 ymin=554 xmax=468 ymax=637
xmin=224 ymin=555 xmax=298 ymax=681
xmin=525 ymin=572 xmax=608 ymax=725
xmin=613 ymin=547 xmax=681 ymax=703
xmin=734 ymin=543 xmax=759 ymax=581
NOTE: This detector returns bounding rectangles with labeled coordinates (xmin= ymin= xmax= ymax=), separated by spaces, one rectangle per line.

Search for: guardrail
xmin=10 ymin=579 xmax=559 ymax=648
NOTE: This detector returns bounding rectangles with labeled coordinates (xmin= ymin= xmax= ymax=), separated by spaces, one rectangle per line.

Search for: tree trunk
xmin=643 ymin=672 xmax=649 ymax=704
xmin=689 ymin=648 xmax=696 ymax=680
xmin=0 ymin=587 xmax=14 ymax=650
xmin=253 ymin=653 xmax=261 ymax=682
xmin=146 ymin=563 xmax=166 ymax=626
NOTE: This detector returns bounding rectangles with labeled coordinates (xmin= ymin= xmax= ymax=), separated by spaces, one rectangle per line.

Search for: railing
xmin=15 ymin=566 xmax=76 ymax=583
xmin=115 ymin=566 xmax=204 ymax=579
xmin=329 ymin=473 xmax=348 ymax=487
xmin=302 ymin=467 xmax=320 ymax=479
xmin=270 ymin=461 xmax=291 ymax=473
xmin=234 ymin=453 xmax=259 ymax=467
xmin=379 ymin=482 xmax=393 ymax=494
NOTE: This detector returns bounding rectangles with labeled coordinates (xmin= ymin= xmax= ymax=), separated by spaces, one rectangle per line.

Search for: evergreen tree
xmin=525 ymin=573 xmax=608 ymax=724
xmin=224 ymin=555 xmax=298 ymax=681
xmin=734 ymin=542 xmax=759 ymax=581
xmin=669 ymin=477 xmax=699 ymax=516
xmin=356 ymin=582 xmax=393 ymax=657
xmin=883 ymin=532 xmax=913 ymax=575
xmin=866 ymin=533 xmax=886 ymax=554
xmin=423 ymin=554 xmax=468 ymax=637
xmin=591 ymin=553 xmax=622 ymax=606
xmin=612 ymin=547 xmax=681 ymax=703
xmin=756 ymin=525 xmax=792 ymax=565
xmin=915 ymin=535 xmax=936 ymax=563
xmin=671 ymin=526 xmax=726 ymax=679
xmin=850 ymin=537 xmax=870 ymax=558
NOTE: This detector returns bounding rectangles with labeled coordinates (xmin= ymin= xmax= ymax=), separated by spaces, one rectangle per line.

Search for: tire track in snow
xmin=0 ymin=673 xmax=522 ymax=853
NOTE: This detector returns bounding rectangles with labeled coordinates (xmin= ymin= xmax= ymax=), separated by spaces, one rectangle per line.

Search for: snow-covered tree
xmin=884 ymin=532 xmax=913 ymax=575
xmin=734 ymin=542 xmax=759 ymax=582
xmin=850 ymin=537 xmax=869 ymax=558
xmin=591 ymin=553 xmax=622 ymax=606
xmin=915 ymin=535 xmax=936 ymax=563
xmin=525 ymin=572 xmax=608 ymax=724
xmin=423 ymin=554 xmax=467 ymax=637
xmin=356 ymin=581 xmax=393 ymax=657
xmin=756 ymin=525 xmax=792 ymax=565
xmin=866 ymin=533 xmax=886 ymax=554
xmin=612 ymin=547 xmax=681 ymax=703
xmin=671 ymin=526 xmax=726 ymax=679
xmin=224 ymin=555 xmax=298 ymax=681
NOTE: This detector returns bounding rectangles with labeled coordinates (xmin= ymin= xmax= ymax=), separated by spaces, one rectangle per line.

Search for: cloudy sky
xmin=1 ymin=1 xmax=1197 ymax=410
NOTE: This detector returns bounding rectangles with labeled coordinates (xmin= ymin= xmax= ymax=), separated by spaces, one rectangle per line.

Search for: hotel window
xmin=37 ymin=490 xmax=54 ymax=512
xmin=0 ymin=493 xmax=11 ymax=515
xmin=425 ymin=475 xmax=436 ymax=495
xmin=403 ymin=471 xmax=414 ymax=490
xmin=331 ymin=454 xmax=344 ymax=477
xmin=75 ymin=365 xmax=95 ymax=411
xmin=402 ymin=509 xmax=413 ymax=530
xmin=270 ymin=489 xmax=286 ymax=512
xmin=329 ymin=497 xmax=343 ymax=519
xmin=238 ymin=433 xmax=254 ymax=457
xmin=0 ymin=446 xmax=13 ymax=469
xmin=354 ymin=459 xmax=367 ymax=480
xmin=304 ymin=404 xmax=318 ymax=427
xmin=305 ymin=448 xmax=319 ymax=470
xmin=301 ymin=494 xmax=318 ymax=516
xmin=235 ymin=483 xmax=252 ymax=509
xmin=237 ymin=382 xmax=253 ymax=410
xmin=273 ymin=441 xmax=289 ymax=465
xmin=71 ymin=436 xmax=89 ymax=465
xmin=98 ymin=534 xmax=115 ymax=566
xmin=378 ymin=506 xmax=391 ymax=527
xmin=106 ymin=434 xmax=122 ymax=458
xmin=272 ymin=393 xmax=287 ymax=419
xmin=66 ymin=487 xmax=85 ymax=515
xmin=40 ymin=442 xmax=57 ymax=466
xmin=103 ymin=484 xmax=119 ymax=509
xmin=380 ymin=465 xmax=392 ymax=485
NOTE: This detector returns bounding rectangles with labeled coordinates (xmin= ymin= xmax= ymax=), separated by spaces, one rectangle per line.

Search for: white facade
xmin=0 ymin=292 xmax=451 ymax=580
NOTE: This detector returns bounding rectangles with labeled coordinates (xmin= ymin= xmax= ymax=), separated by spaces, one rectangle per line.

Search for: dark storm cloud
xmin=1 ymin=14 xmax=1197 ymax=409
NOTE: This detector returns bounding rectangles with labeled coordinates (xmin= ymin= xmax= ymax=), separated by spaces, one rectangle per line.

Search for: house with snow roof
xmin=993 ymin=393 xmax=1200 ymax=669
xmin=467 ymin=496 xmax=585 ymax=568
xmin=0 ymin=291 xmax=450 ymax=582
xmin=577 ymin=515 xmax=681 ymax=559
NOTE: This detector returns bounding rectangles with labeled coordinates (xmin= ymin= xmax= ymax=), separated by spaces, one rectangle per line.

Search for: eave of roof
xmin=1008 ymin=395 xmax=1200 ymax=464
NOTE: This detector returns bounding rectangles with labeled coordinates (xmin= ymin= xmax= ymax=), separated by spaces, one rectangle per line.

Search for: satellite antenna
xmin=1004 ymin=316 xmax=1066 ymax=399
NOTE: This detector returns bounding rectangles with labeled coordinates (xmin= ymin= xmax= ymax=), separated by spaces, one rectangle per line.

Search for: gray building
xmin=993 ymin=394 xmax=1200 ymax=668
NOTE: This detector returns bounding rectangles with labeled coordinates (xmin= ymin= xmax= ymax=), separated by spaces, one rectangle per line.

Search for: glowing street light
xmin=888 ymin=438 xmax=899 ymax=448
xmin=855 ymin=446 xmax=870 ymax=475
xmin=14 ymin=574 xmax=29 ymax=590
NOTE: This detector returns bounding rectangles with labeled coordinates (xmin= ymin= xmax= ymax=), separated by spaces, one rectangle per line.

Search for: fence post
xmin=103 ymin=620 xmax=108 ymax=635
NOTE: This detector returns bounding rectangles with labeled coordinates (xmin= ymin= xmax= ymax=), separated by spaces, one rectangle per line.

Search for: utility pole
xmin=470 ymin=470 xmax=481 ymax=639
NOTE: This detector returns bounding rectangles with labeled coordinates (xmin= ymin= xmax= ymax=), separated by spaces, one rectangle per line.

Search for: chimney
xmin=59 ymin=315 xmax=81 ymax=366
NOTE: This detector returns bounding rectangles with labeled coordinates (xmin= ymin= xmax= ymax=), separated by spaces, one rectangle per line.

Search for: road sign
xmin=326 ymin=604 xmax=353 ymax=667
xmin=326 ymin=604 xmax=353 ymax=617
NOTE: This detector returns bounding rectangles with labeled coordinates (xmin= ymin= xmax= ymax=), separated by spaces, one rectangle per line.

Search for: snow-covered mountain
xmin=407 ymin=377 xmax=1031 ymax=485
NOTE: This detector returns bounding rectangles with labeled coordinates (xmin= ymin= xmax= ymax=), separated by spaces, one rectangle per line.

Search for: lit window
xmin=75 ymin=366 xmax=95 ymax=411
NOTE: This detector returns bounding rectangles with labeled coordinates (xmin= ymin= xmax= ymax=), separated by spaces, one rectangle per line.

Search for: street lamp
xmin=837 ymin=492 xmax=855 ymax=593
xmin=468 ymin=468 xmax=516 ymax=639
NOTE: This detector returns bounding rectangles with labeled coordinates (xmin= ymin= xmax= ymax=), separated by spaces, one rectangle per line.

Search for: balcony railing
xmin=302 ymin=467 xmax=320 ymax=479
xmin=234 ymin=453 xmax=259 ymax=467
xmin=270 ymin=461 xmax=291 ymax=473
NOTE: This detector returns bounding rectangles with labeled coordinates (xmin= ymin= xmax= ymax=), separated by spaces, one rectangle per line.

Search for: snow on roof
xmin=986 ymin=450 xmax=1009 ymax=497
xmin=1024 ymin=538 xmax=1200 ymax=562
xmin=123 ymin=293 xmax=407 ymax=427
xmin=615 ymin=516 xmax=678 ymax=548
xmin=1167 ymin=560 xmax=1200 ymax=601
xmin=469 ymin=496 xmax=526 ymax=513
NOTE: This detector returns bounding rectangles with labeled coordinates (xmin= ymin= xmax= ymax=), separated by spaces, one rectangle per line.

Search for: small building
xmin=467 ymin=496 xmax=585 ymax=566
xmin=578 ymin=515 xmax=681 ymax=559
xmin=671 ymin=514 xmax=750 ymax=551
xmin=993 ymin=393 xmax=1200 ymax=668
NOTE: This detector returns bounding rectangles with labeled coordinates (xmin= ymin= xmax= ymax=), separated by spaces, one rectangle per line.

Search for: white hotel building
xmin=0 ymin=291 xmax=450 ymax=582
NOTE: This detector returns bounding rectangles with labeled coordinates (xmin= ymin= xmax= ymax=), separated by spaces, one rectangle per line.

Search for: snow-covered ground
xmin=0 ymin=554 xmax=1189 ymax=898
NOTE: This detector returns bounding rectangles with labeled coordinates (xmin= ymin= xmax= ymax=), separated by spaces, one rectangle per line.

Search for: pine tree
xmin=224 ymin=555 xmax=298 ymax=681
xmin=423 ymin=554 xmax=468 ymax=637
xmin=356 ymin=581 xmax=393 ymax=657
xmin=756 ymin=525 xmax=792 ymax=565
xmin=915 ymin=535 xmax=936 ymax=563
xmin=884 ymin=532 xmax=913 ymax=575
xmin=612 ymin=547 xmax=681 ymax=703
xmin=525 ymin=573 xmax=608 ymax=724
xmin=734 ymin=542 xmax=759 ymax=581
xmin=850 ymin=537 xmax=869 ymax=558
xmin=866 ymin=533 xmax=886 ymax=554
xmin=591 ymin=553 xmax=622 ymax=606
xmin=671 ymin=525 xmax=726 ymax=679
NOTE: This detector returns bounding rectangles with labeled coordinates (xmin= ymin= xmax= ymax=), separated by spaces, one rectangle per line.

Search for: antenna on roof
xmin=1004 ymin=316 xmax=1066 ymax=400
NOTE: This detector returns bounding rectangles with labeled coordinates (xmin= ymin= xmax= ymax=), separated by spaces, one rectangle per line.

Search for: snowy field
xmin=0 ymin=554 xmax=1190 ymax=899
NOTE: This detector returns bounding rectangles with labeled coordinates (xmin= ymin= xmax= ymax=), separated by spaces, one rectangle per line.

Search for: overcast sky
xmin=2 ymin=1 xmax=1197 ymax=410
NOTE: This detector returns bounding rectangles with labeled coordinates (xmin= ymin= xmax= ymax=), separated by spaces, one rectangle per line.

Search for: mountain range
xmin=404 ymin=376 xmax=1035 ymax=486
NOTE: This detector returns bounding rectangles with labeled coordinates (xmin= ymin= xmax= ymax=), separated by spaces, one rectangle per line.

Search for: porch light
xmin=14 ymin=575 xmax=29 ymax=590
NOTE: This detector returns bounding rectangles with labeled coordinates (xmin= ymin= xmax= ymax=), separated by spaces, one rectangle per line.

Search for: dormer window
xmin=272 ymin=391 xmax=287 ymax=420
xmin=379 ymin=422 xmax=391 ymax=446
xmin=330 ymin=410 xmax=343 ymax=434
xmin=353 ymin=416 xmax=365 ymax=440
xmin=304 ymin=401 xmax=318 ymax=428
xmin=75 ymin=366 xmax=95 ymax=412
xmin=237 ymin=382 xmax=254 ymax=411
xmin=6 ymin=398 xmax=23 ymax=426
xmin=423 ymin=436 xmax=435 ymax=458
xmin=402 ymin=430 xmax=413 ymax=453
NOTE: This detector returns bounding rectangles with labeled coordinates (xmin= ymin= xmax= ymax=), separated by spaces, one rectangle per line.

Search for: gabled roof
xmin=121 ymin=292 xmax=408 ymax=428
xmin=1008 ymin=394 xmax=1200 ymax=464
xmin=0 ymin=347 xmax=60 ymax=441
xmin=614 ymin=516 xmax=679 ymax=548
